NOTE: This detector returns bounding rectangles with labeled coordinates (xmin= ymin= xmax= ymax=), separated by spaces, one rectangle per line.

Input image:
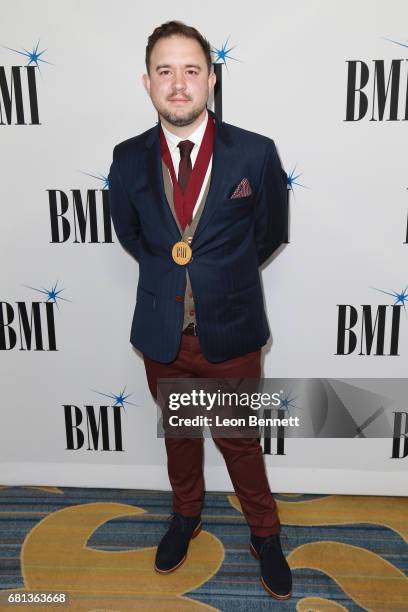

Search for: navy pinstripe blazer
xmin=108 ymin=109 xmax=288 ymax=363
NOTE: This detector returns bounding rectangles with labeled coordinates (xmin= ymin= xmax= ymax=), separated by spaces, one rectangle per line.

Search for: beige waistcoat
xmin=162 ymin=161 xmax=211 ymax=330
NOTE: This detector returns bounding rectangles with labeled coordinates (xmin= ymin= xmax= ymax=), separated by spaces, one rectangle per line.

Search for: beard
xmin=155 ymin=99 xmax=207 ymax=127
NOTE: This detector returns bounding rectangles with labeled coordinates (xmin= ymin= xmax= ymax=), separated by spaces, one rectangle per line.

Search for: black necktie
xmin=177 ymin=140 xmax=194 ymax=192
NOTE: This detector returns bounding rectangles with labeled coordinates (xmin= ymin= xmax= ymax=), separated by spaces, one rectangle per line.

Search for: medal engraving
xmin=172 ymin=241 xmax=192 ymax=265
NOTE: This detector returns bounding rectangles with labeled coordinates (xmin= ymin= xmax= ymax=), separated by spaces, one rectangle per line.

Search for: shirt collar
xmin=161 ymin=110 xmax=209 ymax=154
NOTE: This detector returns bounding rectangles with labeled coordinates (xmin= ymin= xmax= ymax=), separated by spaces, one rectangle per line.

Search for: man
xmin=108 ymin=20 xmax=291 ymax=600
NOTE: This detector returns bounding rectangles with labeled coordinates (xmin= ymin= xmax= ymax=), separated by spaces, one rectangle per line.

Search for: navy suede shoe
xmin=154 ymin=512 xmax=202 ymax=574
xmin=250 ymin=533 xmax=292 ymax=599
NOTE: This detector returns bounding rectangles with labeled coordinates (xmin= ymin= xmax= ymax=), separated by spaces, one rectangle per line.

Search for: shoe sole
xmin=154 ymin=521 xmax=202 ymax=574
xmin=249 ymin=542 xmax=292 ymax=600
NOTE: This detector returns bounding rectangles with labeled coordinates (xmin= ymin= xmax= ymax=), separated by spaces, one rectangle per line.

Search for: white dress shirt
xmin=161 ymin=111 xmax=212 ymax=220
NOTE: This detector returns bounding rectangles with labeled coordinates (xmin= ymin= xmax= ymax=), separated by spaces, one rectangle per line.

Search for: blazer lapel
xmin=143 ymin=109 xmax=233 ymax=245
xmin=162 ymin=160 xmax=182 ymax=233
xmin=145 ymin=125 xmax=181 ymax=240
xmin=192 ymin=109 xmax=233 ymax=244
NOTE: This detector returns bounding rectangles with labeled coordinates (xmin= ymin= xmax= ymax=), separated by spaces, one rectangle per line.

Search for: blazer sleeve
xmin=254 ymin=139 xmax=288 ymax=266
xmin=108 ymin=147 xmax=141 ymax=262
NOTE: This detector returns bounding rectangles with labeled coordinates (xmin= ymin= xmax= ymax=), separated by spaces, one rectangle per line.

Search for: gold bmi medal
xmin=172 ymin=240 xmax=192 ymax=265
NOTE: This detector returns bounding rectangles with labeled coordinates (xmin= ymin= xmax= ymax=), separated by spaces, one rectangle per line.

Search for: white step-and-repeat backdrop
xmin=1 ymin=0 xmax=407 ymax=495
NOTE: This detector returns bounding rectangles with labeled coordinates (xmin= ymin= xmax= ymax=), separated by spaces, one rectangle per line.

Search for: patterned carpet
xmin=0 ymin=486 xmax=407 ymax=611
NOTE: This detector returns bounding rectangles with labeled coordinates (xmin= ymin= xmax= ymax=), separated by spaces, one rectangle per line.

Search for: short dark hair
xmin=145 ymin=20 xmax=212 ymax=74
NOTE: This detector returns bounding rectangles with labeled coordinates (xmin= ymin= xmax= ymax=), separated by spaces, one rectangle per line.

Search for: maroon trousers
xmin=143 ymin=334 xmax=280 ymax=537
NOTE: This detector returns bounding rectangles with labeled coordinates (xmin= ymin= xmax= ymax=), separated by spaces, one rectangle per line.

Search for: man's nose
xmin=172 ymin=69 xmax=187 ymax=90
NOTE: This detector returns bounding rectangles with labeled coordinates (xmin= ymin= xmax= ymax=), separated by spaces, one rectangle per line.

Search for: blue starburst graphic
xmin=287 ymin=164 xmax=307 ymax=192
xmin=92 ymin=386 xmax=137 ymax=411
xmin=80 ymin=171 xmax=110 ymax=190
xmin=279 ymin=393 xmax=298 ymax=412
xmin=383 ymin=36 xmax=408 ymax=49
xmin=2 ymin=39 xmax=53 ymax=72
xmin=372 ymin=285 xmax=408 ymax=312
xmin=23 ymin=280 xmax=71 ymax=311
xmin=211 ymin=36 xmax=241 ymax=70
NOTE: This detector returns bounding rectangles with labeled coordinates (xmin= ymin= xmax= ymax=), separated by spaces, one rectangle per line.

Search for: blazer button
xmin=175 ymin=295 xmax=183 ymax=302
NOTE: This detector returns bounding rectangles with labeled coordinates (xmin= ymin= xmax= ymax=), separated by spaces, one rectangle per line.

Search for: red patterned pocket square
xmin=230 ymin=177 xmax=252 ymax=198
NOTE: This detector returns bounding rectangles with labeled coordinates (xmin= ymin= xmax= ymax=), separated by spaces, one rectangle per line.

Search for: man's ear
xmin=208 ymin=70 xmax=216 ymax=94
xmin=142 ymin=73 xmax=150 ymax=95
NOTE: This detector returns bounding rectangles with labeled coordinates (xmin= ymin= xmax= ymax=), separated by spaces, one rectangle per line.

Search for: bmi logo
xmin=261 ymin=394 xmax=297 ymax=456
xmin=345 ymin=36 xmax=408 ymax=121
xmin=260 ymin=394 xmax=299 ymax=455
xmin=391 ymin=411 xmax=408 ymax=459
xmin=210 ymin=36 xmax=239 ymax=120
xmin=336 ymin=284 xmax=407 ymax=356
xmin=405 ymin=187 xmax=408 ymax=245
xmin=0 ymin=281 xmax=69 ymax=350
xmin=0 ymin=40 xmax=51 ymax=126
xmin=64 ymin=387 xmax=136 ymax=452
xmin=48 ymin=171 xmax=113 ymax=243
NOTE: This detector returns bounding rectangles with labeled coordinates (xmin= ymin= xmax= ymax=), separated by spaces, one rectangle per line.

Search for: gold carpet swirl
xmin=296 ymin=596 xmax=348 ymax=611
xmin=289 ymin=541 xmax=408 ymax=611
xmin=228 ymin=494 xmax=408 ymax=542
xmin=0 ymin=502 xmax=224 ymax=611
xmin=279 ymin=495 xmax=408 ymax=542
xmin=229 ymin=494 xmax=408 ymax=611
xmin=0 ymin=486 xmax=63 ymax=494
